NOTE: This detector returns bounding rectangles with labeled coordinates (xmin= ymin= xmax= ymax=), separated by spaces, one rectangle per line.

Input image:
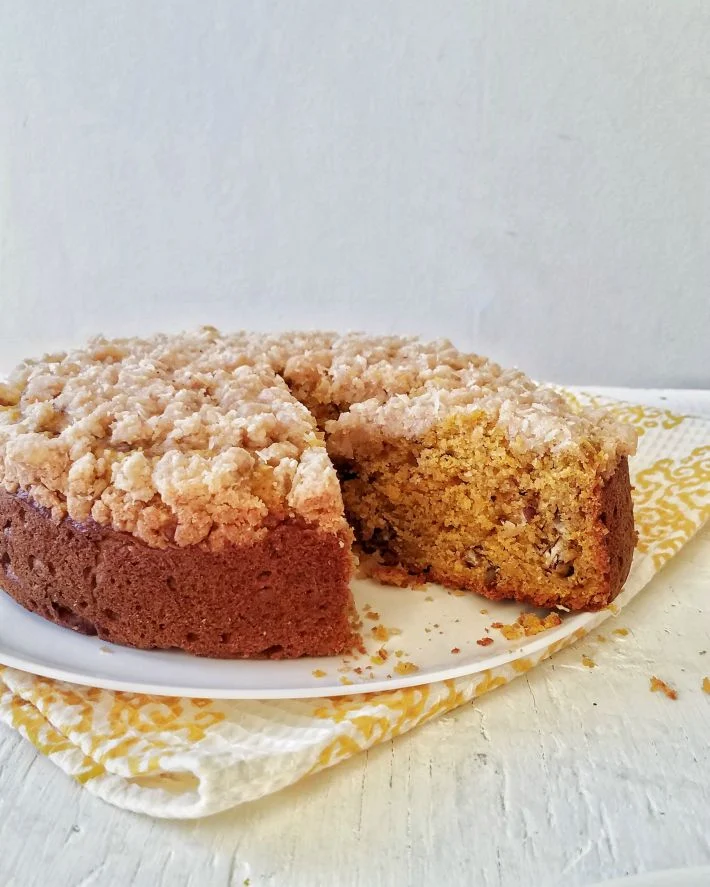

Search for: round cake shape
xmin=0 ymin=328 xmax=638 ymax=658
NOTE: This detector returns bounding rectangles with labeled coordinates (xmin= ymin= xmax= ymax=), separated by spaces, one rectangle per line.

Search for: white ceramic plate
xmin=0 ymin=575 xmax=600 ymax=698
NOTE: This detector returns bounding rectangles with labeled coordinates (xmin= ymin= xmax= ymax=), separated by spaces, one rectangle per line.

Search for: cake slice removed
xmin=324 ymin=360 xmax=637 ymax=611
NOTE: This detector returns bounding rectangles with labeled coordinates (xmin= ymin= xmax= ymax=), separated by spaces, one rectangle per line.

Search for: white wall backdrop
xmin=1 ymin=1 xmax=708 ymax=386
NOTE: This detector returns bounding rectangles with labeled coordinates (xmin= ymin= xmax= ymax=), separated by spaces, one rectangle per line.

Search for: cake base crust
xmin=0 ymin=491 xmax=357 ymax=658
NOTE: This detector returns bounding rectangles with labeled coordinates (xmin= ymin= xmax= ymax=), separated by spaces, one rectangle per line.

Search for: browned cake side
xmin=0 ymin=490 xmax=357 ymax=658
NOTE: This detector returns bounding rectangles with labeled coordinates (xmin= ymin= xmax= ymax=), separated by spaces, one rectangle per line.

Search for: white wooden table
xmin=1 ymin=390 xmax=709 ymax=887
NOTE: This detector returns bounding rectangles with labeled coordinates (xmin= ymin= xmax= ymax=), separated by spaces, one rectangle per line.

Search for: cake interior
xmin=332 ymin=412 xmax=632 ymax=611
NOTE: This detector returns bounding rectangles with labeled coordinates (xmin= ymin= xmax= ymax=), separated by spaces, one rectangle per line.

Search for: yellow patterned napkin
xmin=1 ymin=395 xmax=708 ymax=819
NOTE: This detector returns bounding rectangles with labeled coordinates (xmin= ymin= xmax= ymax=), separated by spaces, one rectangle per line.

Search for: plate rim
xmin=0 ymin=590 xmax=599 ymax=699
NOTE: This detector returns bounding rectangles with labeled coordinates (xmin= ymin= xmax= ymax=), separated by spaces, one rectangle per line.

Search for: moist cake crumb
xmin=490 ymin=612 xmax=562 ymax=641
xmin=650 ymin=676 xmax=678 ymax=699
xmin=517 ymin=612 xmax=563 ymax=636
xmin=368 ymin=563 xmax=427 ymax=588
xmin=372 ymin=624 xmax=401 ymax=642
xmin=394 ymin=661 xmax=419 ymax=675
xmin=494 ymin=622 xmax=524 ymax=641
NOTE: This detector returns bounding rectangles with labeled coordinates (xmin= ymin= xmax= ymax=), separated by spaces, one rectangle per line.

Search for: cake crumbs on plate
xmin=650 ymin=676 xmax=678 ymax=699
xmin=702 ymin=677 xmax=710 ymax=694
xmin=394 ymin=661 xmax=419 ymax=676
xmin=312 ymin=669 xmax=327 ymax=678
xmin=480 ymin=608 xmax=489 ymax=615
xmin=425 ymin=595 xmax=434 ymax=602
xmin=596 ymin=634 xmax=607 ymax=643
xmin=372 ymin=624 xmax=401 ymax=642
xmin=518 ymin=612 xmax=562 ymax=636
xmin=491 ymin=611 xmax=562 ymax=641
xmin=491 ymin=621 xmax=523 ymax=641
xmin=582 ymin=655 xmax=596 ymax=669
xmin=394 ymin=649 xmax=405 ymax=657
xmin=613 ymin=627 xmax=629 ymax=637
xmin=450 ymin=647 xmax=461 ymax=654
xmin=339 ymin=676 xmax=354 ymax=686
xmin=365 ymin=611 xmax=380 ymax=620
xmin=476 ymin=637 xmax=494 ymax=647
xmin=369 ymin=563 xmax=426 ymax=588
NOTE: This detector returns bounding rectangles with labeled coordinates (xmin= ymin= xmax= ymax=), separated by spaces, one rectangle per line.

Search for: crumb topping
xmin=0 ymin=328 xmax=637 ymax=547
xmin=315 ymin=336 xmax=637 ymax=476
xmin=0 ymin=330 xmax=347 ymax=548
